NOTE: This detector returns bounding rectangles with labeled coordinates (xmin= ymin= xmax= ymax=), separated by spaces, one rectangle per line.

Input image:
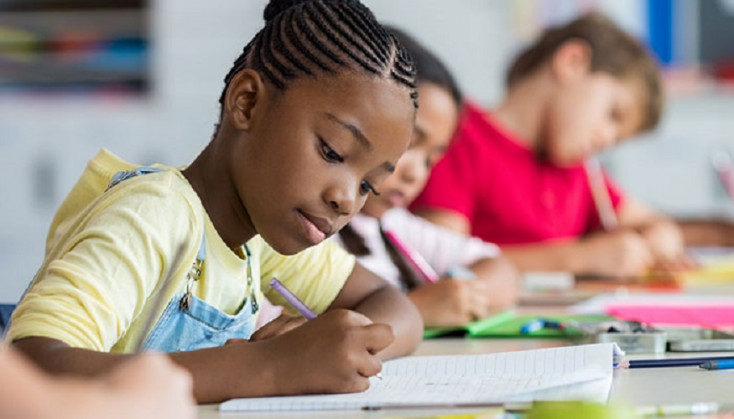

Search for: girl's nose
xmin=324 ymin=183 xmax=356 ymax=216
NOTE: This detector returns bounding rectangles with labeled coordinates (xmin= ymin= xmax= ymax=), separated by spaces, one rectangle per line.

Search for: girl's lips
xmin=296 ymin=210 xmax=330 ymax=245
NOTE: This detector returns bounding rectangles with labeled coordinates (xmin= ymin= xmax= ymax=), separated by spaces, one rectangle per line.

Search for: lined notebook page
xmin=220 ymin=343 xmax=615 ymax=412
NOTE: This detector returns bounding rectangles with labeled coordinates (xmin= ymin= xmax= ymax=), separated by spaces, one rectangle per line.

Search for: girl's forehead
xmin=283 ymin=73 xmax=415 ymax=123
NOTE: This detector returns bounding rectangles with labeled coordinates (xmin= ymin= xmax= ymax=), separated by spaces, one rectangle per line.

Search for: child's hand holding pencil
xmin=260 ymin=309 xmax=393 ymax=394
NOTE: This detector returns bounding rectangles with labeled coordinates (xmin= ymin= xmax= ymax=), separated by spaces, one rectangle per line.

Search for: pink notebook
xmin=606 ymin=304 xmax=734 ymax=328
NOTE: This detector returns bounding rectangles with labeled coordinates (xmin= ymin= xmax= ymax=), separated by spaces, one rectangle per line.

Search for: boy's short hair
xmin=506 ymin=12 xmax=663 ymax=134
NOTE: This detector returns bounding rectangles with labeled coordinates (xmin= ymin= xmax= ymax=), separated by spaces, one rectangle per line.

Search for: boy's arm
xmin=502 ymin=231 xmax=654 ymax=278
xmin=326 ymin=263 xmax=423 ymax=359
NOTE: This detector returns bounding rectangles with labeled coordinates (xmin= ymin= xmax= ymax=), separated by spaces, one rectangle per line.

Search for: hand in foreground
xmin=98 ymin=353 xmax=196 ymax=419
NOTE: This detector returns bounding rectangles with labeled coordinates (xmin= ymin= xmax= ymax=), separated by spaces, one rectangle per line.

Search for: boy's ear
xmin=551 ymin=39 xmax=592 ymax=83
xmin=224 ymin=69 xmax=265 ymax=131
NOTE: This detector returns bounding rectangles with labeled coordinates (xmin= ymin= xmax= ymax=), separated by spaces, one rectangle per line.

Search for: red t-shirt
xmin=410 ymin=101 xmax=624 ymax=245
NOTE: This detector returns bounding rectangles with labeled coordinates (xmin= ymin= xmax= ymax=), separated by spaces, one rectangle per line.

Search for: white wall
xmin=1 ymin=0 xmax=733 ymax=301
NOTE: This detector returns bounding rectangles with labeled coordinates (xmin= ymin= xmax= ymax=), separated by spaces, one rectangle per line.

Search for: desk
xmin=198 ymin=338 xmax=734 ymax=418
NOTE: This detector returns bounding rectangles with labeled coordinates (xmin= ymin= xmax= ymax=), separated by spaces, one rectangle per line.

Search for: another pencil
xmin=584 ymin=158 xmax=619 ymax=231
xmin=624 ymin=355 xmax=734 ymax=369
xmin=384 ymin=230 xmax=439 ymax=283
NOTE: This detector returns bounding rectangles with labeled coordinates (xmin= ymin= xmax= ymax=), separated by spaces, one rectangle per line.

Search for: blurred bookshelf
xmin=0 ymin=0 xmax=150 ymax=95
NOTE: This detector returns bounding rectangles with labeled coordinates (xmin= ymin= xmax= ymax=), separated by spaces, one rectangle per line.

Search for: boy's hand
xmin=640 ymin=222 xmax=696 ymax=271
xmin=265 ymin=309 xmax=393 ymax=395
xmin=408 ymin=280 xmax=493 ymax=327
xmin=580 ymin=230 xmax=654 ymax=278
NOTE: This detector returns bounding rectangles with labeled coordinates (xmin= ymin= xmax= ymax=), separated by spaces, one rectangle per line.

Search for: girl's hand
xmin=250 ymin=313 xmax=307 ymax=341
xmin=579 ymin=231 xmax=654 ymax=278
xmin=408 ymin=280 xmax=493 ymax=327
xmin=263 ymin=309 xmax=393 ymax=395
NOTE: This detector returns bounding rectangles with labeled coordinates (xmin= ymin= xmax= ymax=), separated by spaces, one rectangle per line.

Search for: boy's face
xmin=544 ymin=72 xmax=644 ymax=166
xmin=362 ymin=83 xmax=458 ymax=219
xmin=231 ymin=73 xmax=414 ymax=255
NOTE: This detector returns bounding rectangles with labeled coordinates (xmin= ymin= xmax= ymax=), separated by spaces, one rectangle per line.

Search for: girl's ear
xmin=551 ymin=39 xmax=592 ymax=84
xmin=224 ymin=69 xmax=266 ymax=131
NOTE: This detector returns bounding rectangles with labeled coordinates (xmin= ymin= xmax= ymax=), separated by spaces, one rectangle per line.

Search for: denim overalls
xmin=108 ymin=167 xmax=260 ymax=352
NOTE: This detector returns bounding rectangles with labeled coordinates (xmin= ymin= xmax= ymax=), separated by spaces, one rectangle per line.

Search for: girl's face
xmin=543 ymin=73 xmax=644 ymax=166
xmin=230 ymin=72 xmax=415 ymax=255
xmin=361 ymin=83 xmax=458 ymax=219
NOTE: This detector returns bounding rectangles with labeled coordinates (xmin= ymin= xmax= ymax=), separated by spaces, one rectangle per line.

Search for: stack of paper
xmin=220 ymin=343 xmax=616 ymax=412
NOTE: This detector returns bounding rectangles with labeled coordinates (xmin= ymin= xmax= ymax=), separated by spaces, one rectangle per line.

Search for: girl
xmin=8 ymin=0 xmax=422 ymax=403
xmin=337 ymin=27 xmax=518 ymax=328
xmin=412 ymin=13 xmax=691 ymax=278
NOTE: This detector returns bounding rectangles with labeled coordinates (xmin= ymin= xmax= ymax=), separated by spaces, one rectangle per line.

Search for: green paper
xmin=423 ymin=311 xmax=614 ymax=339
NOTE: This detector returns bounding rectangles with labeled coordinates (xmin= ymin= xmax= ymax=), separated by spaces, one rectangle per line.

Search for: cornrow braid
xmin=218 ymin=0 xmax=417 ymax=109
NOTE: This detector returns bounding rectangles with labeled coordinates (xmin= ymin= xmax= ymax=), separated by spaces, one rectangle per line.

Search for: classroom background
xmin=1 ymin=0 xmax=733 ymax=302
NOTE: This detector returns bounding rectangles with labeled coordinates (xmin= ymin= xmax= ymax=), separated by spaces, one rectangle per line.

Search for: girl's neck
xmin=493 ymin=73 xmax=552 ymax=151
xmin=182 ymin=138 xmax=257 ymax=250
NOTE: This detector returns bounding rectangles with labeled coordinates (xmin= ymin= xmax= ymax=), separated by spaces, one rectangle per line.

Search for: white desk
xmin=198 ymin=338 xmax=734 ymax=418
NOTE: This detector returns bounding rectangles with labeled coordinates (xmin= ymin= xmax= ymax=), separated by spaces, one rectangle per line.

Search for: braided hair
xmin=218 ymin=0 xmax=418 ymax=110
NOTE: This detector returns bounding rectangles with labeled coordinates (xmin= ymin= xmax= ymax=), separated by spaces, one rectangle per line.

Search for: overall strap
xmin=107 ymin=167 xmax=208 ymax=311
xmin=106 ymin=166 xmax=166 ymax=191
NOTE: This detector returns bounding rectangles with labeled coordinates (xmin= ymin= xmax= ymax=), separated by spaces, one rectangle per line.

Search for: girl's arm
xmin=326 ymin=262 xmax=423 ymax=359
xmin=466 ymin=255 xmax=519 ymax=309
xmin=14 ymin=303 xmax=396 ymax=404
xmin=406 ymin=257 xmax=518 ymax=328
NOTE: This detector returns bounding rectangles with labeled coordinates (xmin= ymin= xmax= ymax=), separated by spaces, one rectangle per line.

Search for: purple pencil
xmin=269 ymin=277 xmax=317 ymax=320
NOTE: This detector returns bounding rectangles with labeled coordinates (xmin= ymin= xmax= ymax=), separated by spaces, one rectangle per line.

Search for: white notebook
xmin=220 ymin=343 xmax=617 ymax=412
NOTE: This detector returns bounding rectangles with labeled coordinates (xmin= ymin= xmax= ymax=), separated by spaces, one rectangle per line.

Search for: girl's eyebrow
xmin=323 ymin=113 xmax=373 ymax=151
xmin=322 ymin=112 xmax=395 ymax=174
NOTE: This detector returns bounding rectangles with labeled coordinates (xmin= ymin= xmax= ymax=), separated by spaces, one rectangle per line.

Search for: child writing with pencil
xmin=336 ymin=27 xmax=518 ymax=328
xmin=7 ymin=0 xmax=422 ymax=404
xmin=411 ymin=12 xmax=691 ymax=279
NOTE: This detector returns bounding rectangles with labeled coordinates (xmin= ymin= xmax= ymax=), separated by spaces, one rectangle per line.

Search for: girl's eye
xmin=360 ymin=180 xmax=380 ymax=196
xmin=319 ymin=138 xmax=343 ymax=163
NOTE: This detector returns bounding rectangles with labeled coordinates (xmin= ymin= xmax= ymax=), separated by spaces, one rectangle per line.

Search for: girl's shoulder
xmin=46 ymin=150 xmax=202 ymax=254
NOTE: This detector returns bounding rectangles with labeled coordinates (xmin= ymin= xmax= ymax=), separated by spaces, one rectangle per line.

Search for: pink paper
xmin=606 ymin=304 xmax=734 ymax=328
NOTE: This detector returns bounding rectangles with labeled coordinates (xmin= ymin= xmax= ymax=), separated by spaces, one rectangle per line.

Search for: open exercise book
xmin=220 ymin=343 xmax=617 ymax=412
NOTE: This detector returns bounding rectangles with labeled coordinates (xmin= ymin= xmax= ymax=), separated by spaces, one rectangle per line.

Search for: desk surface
xmin=198 ymin=338 xmax=734 ymax=418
